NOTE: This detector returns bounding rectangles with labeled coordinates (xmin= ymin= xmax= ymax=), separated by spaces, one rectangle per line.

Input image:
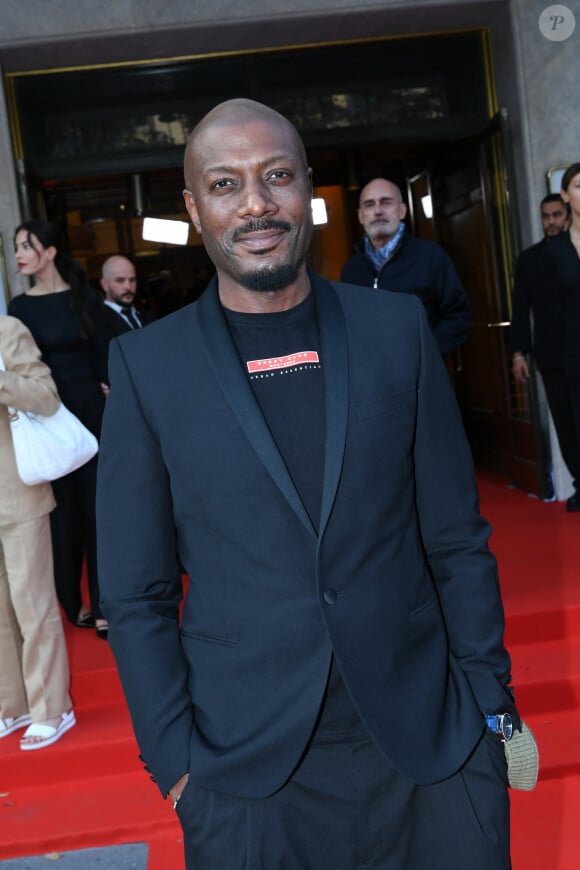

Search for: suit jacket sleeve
xmin=412 ymin=301 xmax=517 ymax=719
xmin=96 ymin=338 xmax=193 ymax=796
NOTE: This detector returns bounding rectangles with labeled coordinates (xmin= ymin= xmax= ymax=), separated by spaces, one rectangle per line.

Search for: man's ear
xmin=399 ymin=202 xmax=408 ymax=220
xmin=183 ymin=189 xmax=201 ymax=234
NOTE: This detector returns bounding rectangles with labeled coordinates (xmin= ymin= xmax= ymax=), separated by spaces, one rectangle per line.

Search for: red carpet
xmin=0 ymin=472 xmax=578 ymax=868
xmin=478 ymin=474 xmax=580 ymax=869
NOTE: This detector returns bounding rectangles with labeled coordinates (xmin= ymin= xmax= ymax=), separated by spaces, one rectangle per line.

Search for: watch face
xmin=485 ymin=713 xmax=513 ymax=741
xmin=500 ymin=713 xmax=513 ymax=741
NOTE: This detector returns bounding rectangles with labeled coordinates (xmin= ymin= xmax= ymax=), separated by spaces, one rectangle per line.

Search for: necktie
xmin=121 ymin=307 xmax=140 ymax=329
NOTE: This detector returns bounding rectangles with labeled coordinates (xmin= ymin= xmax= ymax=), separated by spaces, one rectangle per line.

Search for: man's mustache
xmin=232 ymin=219 xmax=291 ymax=241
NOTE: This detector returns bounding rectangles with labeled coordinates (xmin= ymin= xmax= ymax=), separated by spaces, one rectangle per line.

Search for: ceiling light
xmin=312 ymin=198 xmax=328 ymax=226
xmin=142 ymin=217 xmax=190 ymax=246
xmin=420 ymin=194 xmax=433 ymax=220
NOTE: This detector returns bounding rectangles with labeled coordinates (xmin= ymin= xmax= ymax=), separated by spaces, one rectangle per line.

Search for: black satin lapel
xmin=197 ymin=282 xmax=317 ymax=541
xmin=313 ymin=277 xmax=349 ymax=540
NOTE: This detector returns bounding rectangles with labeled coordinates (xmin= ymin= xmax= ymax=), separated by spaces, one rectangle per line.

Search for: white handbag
xmin=0 ymin=350 xmax=99 ymax=486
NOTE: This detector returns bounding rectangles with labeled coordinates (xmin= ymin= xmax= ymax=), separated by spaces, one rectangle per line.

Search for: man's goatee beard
xmin=239 ymin=264 xmax=299 ymax=293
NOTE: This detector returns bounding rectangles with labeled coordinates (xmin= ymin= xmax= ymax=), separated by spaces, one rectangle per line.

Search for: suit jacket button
xmin=323 ymin=588 xmax=338 ymax=604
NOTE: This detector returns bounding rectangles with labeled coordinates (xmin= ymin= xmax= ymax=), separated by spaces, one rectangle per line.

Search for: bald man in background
xmin=100 ymin=255 xmax=155 ymax=340
xmin=341 ymin=178 xmax=471 ymax=354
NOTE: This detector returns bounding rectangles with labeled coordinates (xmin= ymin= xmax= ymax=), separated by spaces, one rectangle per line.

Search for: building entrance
xmin=5 ymin=28 xmax=545 ymax=494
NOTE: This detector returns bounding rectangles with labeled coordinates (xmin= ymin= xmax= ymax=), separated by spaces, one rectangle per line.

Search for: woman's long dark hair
xmin=561 ymin=163 xmax=580 ymax=192
xmin=14 ymin=219 xmax=94 ymax=339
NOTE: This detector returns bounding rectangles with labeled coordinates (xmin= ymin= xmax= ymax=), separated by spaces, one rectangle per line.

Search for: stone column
xmin=0 ymin=68 xmax=25 ymax=312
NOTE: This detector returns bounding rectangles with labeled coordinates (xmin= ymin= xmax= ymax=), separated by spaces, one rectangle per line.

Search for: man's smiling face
xmin=183 ymin=109 xmax=313 ymax=300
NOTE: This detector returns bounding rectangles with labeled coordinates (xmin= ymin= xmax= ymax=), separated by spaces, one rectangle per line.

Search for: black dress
xmin=8 ymin=287 xmax=108 ymax=623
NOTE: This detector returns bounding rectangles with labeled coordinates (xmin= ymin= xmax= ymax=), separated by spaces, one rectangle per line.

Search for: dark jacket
xmin=510 ymin=238 xmax=565 ymax=371
xmin=340 ymin=232 xmax=471 ymax=354
xmin=97 ymin=274 xmax=516 ymax=800
xmin=102 ymin=303 xmax=156 ymax=341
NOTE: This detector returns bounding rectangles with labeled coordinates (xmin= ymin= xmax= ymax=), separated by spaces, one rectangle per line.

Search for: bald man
xmin=341 ymin=178 xmax=471 ymax=354
xmin=100 ymin=255 xmax=155 ymax=339
xmin=96 ymin=99 xmax=530 ymax=870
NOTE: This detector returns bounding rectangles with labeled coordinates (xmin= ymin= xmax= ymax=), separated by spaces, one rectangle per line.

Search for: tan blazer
xmin=0 ymin=315 xmax=58 ymax=525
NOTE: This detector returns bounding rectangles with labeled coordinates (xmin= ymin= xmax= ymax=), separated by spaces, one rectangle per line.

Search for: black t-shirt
xmin=225 ymin=292 xmax=325 ymax=531
xmin=225 ymin=292 xmax=366 ymax=738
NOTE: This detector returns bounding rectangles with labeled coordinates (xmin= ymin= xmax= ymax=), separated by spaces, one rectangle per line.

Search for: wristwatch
xmin=485 ymin=712 xmax=513 ymax=741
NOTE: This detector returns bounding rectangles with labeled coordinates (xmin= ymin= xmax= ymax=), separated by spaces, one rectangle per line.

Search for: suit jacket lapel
xmin=311 ymin=275 xmax=349 ymax=540
xmin=197 ymin=280 xmax=317 ymax=541
xmin=197 ymin=276 xmax=349 ymax=543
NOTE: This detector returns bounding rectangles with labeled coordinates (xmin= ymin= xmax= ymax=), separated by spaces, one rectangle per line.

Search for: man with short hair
xmin=511 ymin=193 xmax=579 ymax=511
xmin=100 ymin=255 xmax=155 ymax=337
xmin=96 ymin=99 xmax=533 ymax=870
xmin=341 ymin=177 xmax=471 ymax=354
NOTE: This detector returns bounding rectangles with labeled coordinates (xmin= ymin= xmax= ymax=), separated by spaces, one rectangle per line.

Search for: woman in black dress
xmin=9 ymin=220 xmax=110 ymax=638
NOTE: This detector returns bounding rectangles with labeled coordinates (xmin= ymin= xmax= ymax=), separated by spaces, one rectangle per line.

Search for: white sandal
xmin=0 ymin=714 xmax=32 ymax=738
xmin=20 ymin=710 xmax=76 ymax=751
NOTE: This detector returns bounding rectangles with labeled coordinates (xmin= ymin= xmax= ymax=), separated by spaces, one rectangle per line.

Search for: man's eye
xmin=211 ymin=179 xmax=234 ymax=191
xmin=268 ymin=170 xmax=291 ymax=181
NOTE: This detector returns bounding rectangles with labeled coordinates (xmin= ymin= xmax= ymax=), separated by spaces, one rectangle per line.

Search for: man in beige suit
xmin=0 ymin=315 xmax=75 ymax=750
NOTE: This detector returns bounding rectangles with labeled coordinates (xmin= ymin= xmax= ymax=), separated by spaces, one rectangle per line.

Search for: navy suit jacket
xmin=102 ymin=303 xmax=156 ymax=339
xmin=96 ymin=273 xmax=517 ymax=799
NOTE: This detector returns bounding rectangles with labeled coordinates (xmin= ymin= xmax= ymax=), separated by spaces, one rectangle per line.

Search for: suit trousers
xmin=175 ymin=728 xmax=511 ymax=870
xmin=0 ymin=514 xmax=72 ymax=721
xmin=541 ymin=367 xmax=580 ymax=490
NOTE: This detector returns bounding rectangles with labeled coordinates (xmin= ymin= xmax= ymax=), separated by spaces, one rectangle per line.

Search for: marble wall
xmin=0 ymin=1 xmax=504 ymax=48
xmin=508 ymin=0 xmax=577 ymax=243
xmin=0 ymin=74 xmax=25 ymax=312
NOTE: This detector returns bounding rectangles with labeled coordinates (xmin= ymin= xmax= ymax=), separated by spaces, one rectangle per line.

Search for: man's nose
xmin=239 ymin=180 xmax=277 ymax=216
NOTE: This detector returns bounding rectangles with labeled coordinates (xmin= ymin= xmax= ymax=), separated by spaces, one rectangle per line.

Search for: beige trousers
xmin=0 ymin=514 xmax=72 ymax=722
